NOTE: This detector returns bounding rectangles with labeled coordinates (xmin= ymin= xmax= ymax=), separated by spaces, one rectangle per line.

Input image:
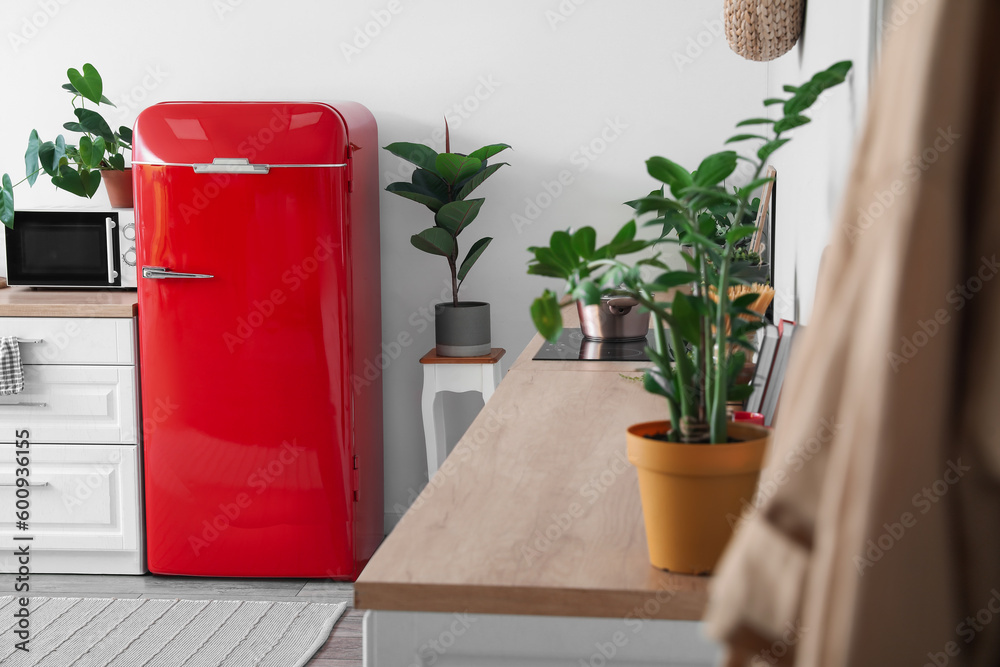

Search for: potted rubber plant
xmin=384 ymin=125 xmax=510 ymax=356
xmin=529 ymin=61 xmax=852 ymax=574
xmin=1 ymin=63 xmax=133 ymax=228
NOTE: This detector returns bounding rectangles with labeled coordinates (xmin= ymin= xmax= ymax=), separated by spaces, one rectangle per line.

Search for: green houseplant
xmin=1 ymin=63 xmax=133 ymax=228
xmin=384 ymin=125 xmax=510 ymax=356
xmin=528 ymin=61 xmax=853 ymax=573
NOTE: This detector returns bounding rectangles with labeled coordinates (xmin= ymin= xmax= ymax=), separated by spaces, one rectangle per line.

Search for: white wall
xmin=764 ymin=1 xmax=882 ymax=322
xmin=0 ymin=0 xmax=769 ymax=531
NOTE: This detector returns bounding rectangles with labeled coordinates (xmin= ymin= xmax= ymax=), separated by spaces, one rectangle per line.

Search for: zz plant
xmin=530 ymin=61 xmax=853 ymax=444
xmin=384 ymin=126 xmax=510 ymax=306
xmin=1 ymin=63 xmax=132 ymax=228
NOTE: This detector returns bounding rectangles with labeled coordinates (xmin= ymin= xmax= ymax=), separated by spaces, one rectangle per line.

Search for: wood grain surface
xmin=0 ymin=286 xmax=138 ymax=317
xmin=419 ymin=348 xmax=506 ymax=365
xmin=356 ymin=307 xmax=711 ymax=621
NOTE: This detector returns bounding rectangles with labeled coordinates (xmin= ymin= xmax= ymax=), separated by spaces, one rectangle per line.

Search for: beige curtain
xmin=704 ymin=0 xmax=1000 ymax=665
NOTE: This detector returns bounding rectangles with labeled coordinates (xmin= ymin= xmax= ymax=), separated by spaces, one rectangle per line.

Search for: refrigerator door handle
xmin=192 ymin=158 xmax=270 ymax=174
xmin=142 ymin=266 xmax=215 ymax=280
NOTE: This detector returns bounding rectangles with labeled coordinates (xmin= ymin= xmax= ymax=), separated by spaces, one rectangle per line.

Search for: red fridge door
xmin=134 ymin=103 xmax=356 ymax=577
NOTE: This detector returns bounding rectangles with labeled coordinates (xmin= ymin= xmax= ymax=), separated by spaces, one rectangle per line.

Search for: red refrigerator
xmin=132 ymin=102 xmax=383 ymax=579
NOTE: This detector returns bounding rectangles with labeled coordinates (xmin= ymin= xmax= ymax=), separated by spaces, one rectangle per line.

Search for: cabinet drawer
xmin=0 ymin=366 xmax=137 ymax=444
xmin=0 ymin=444 xmax=140 ymax=552
xmin=0 ymin=317 xmax=134 ymax=365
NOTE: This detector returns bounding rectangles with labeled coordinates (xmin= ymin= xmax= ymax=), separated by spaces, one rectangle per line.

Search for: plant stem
xmin=10 ymin=167 xmax=45 ymax=189
xmin=448 ymin=256 xmax=459 ymax=306
xmin=708 ymin=160 xmax=766 ymax=443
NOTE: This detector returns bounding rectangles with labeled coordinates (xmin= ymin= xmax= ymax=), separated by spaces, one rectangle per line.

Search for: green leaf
xmin=410 ymin=227 xmax=456 ymax=257
xmin=107 ymin=153 xmax=125 ymax=171
xmin=412 ymin=168 xmax=450 ymax=200
xmin=725 ymin=133 xmax=767 ymax=144
xmin=630 ymin=194 xmax=686 ymax=217
xmin=73 ymin=108 xmax=115 ymax=143
xmin=67 ymin=63 xmax=103 ymax=106
xmin=63 ymin=122 xmax=85 ymax=133
xmin=570 ymin=281 xmax=602 ymax=306
xmin=80 ymin=168 xmax=101 ymax=197
xmin=698 ymin=212 xmax=717 ymax=238
xmin=79 ymin=135 xmax=107 ymax=168
xmin=693 ymin=151 xmax=737 ymax=187
xmin=773 ymin=114 xmax=811 ymax=134
xmin=735 ymin=118 xmax=775 ymax=127
xmin=458 ymin=237 xmax=492 ymax=282
xmin=118 ymin=126 xmax=133 ymax=145
xmin=783 ymin=85 xmax=800 ymax=93
xmin=550 ymin=230 xmax=579 ymax=270
xmin=50 ymin=164 xmax=85 ymax=197
xmin=571 ymin=227 xmax=597 ymax=259
xmin=827 ymin=60 xmax=853 ymax=78
xmin=682 ymin=186 xmax=739 ymax=206
xmin=763 ymin=98 xmax=785 ymax=106
xmin=385 ymin=182 xmax=445 ymax=211
xmin=455 ymin=162 xmax=507 ymax=200
xmin=783 ymin=91 xmax=819 ymax=116
xmin=526 ymin=263 xmax=565 ymax=279
xmin=646 ymin=157 xmax=692 ymax=198
xmin=434 ymin=198 xmax=484 ymax=235
xmin=643 ymin=368 xmax=674 ymax=399
xmin=51 ymin=164 xmax=100 ymax=198
xmin=530 ymin=246 xmax=573 ymax=275
xmin=736 ymin=176 xmax=775 ymax=199
xmin=38 ymin=136 xmax=67 ymax=177
xmin=625 ymin=187 xmax=663 ymax=210
xmin=609 ymin=220 xmax=636 ymax=248
xmin=728 ymin=384 xmax=754 ymax=402
xmin=650 ymin=271 xmax=698 ymax=290
xmin=731 ymin=293 xmax=762 ymax=310
xmin=25 ymin=130 xmax=41 ymax=185
xmin=669 ymin=292 xmax=701 ymax=344
xmin=725 ymin=224 xmax=758 ymax=245
xmin=758 ymin=138 xmax=791 ymax=162
xmin=1 ymin=174 xmax=14 ymax=228
xmin=468 ymin=143 xmax=510 ymax=161
xmin=435 ymin=153 xmax=482 ymax=185
xmin=384 ymin=142 xmax=438 ymax=171
xmin=531 ymin=290 xmax=563 ymax=342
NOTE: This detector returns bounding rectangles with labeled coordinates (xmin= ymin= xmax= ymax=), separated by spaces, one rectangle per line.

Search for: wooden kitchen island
xmin=356 ymin=308 xmax=719 ymax=666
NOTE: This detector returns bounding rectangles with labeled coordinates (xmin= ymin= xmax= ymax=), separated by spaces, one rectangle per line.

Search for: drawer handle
xmin=0 ymin=402 xmax=47 ymax=408
xmin=0 ymin=481 xmax=49 ymax=487
xmin=15 ymin=338 xmax=42 ymax=344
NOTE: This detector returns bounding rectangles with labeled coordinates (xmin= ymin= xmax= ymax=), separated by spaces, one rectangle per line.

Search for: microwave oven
xmin=4 ymin=209 xmax=137 ymax=289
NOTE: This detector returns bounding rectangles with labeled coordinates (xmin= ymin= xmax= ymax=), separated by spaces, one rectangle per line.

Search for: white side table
xmin=420 ymin=347 xmax=505 ymax=477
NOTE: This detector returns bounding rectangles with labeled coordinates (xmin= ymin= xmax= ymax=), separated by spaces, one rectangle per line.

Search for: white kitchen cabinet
xmin=0 ymin=365 xmax=137 ymax=444
xmin=0 ymin=313 xmax=144 ymax=574
xmin=5 ymin=317 xmax=135 ymax=365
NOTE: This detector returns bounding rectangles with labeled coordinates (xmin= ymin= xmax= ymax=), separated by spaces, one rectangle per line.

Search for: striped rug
xmin=0 ymin=595 xmax=346 ymax=666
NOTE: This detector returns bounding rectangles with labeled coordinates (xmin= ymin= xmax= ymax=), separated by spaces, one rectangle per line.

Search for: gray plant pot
xmin=435 ymin=302 xmax=491 ymax=357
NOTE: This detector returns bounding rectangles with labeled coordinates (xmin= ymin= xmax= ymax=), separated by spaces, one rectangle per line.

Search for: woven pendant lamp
xmin=724 ymin=0 xmax=805 ymax=61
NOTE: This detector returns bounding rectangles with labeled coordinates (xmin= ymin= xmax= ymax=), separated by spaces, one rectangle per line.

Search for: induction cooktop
xmin=533 ymin=328 xmax=653 ymax=362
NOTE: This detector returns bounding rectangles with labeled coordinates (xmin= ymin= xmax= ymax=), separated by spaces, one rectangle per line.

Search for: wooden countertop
xmin=355 ymin=307 xmax=710 ymax=621
xmin=0 ymin=286 xmax=138 ymax=317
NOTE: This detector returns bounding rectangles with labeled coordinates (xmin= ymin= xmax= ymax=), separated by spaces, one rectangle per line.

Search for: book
xmin=760 ymin=320 xmax=804 ymax=426
xmin=746 ymin=324 xmax=779 ymax=414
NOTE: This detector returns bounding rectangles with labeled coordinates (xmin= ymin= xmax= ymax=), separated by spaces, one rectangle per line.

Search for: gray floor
xmin=20 ymin=574 xmax=362 ymax=666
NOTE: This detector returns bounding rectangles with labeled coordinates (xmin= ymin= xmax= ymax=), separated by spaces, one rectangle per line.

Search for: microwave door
xmin=6 ymin=212 xmax=121 ymax=287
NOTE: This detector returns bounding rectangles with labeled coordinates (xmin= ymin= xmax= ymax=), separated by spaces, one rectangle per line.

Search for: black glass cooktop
xmin=533 ymin=328 xmax=653 ymax=362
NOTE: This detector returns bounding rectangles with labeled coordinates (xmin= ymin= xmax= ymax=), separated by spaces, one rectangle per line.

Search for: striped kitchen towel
xmin=0 ymin=336 xmax=24 ymax=395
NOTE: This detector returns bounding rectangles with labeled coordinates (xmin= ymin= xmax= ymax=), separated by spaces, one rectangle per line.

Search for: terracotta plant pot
xmin=627 ymin=420 xmax=770 ymax=574
xmin=102 ymin=168 xmax=133 ymax=208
